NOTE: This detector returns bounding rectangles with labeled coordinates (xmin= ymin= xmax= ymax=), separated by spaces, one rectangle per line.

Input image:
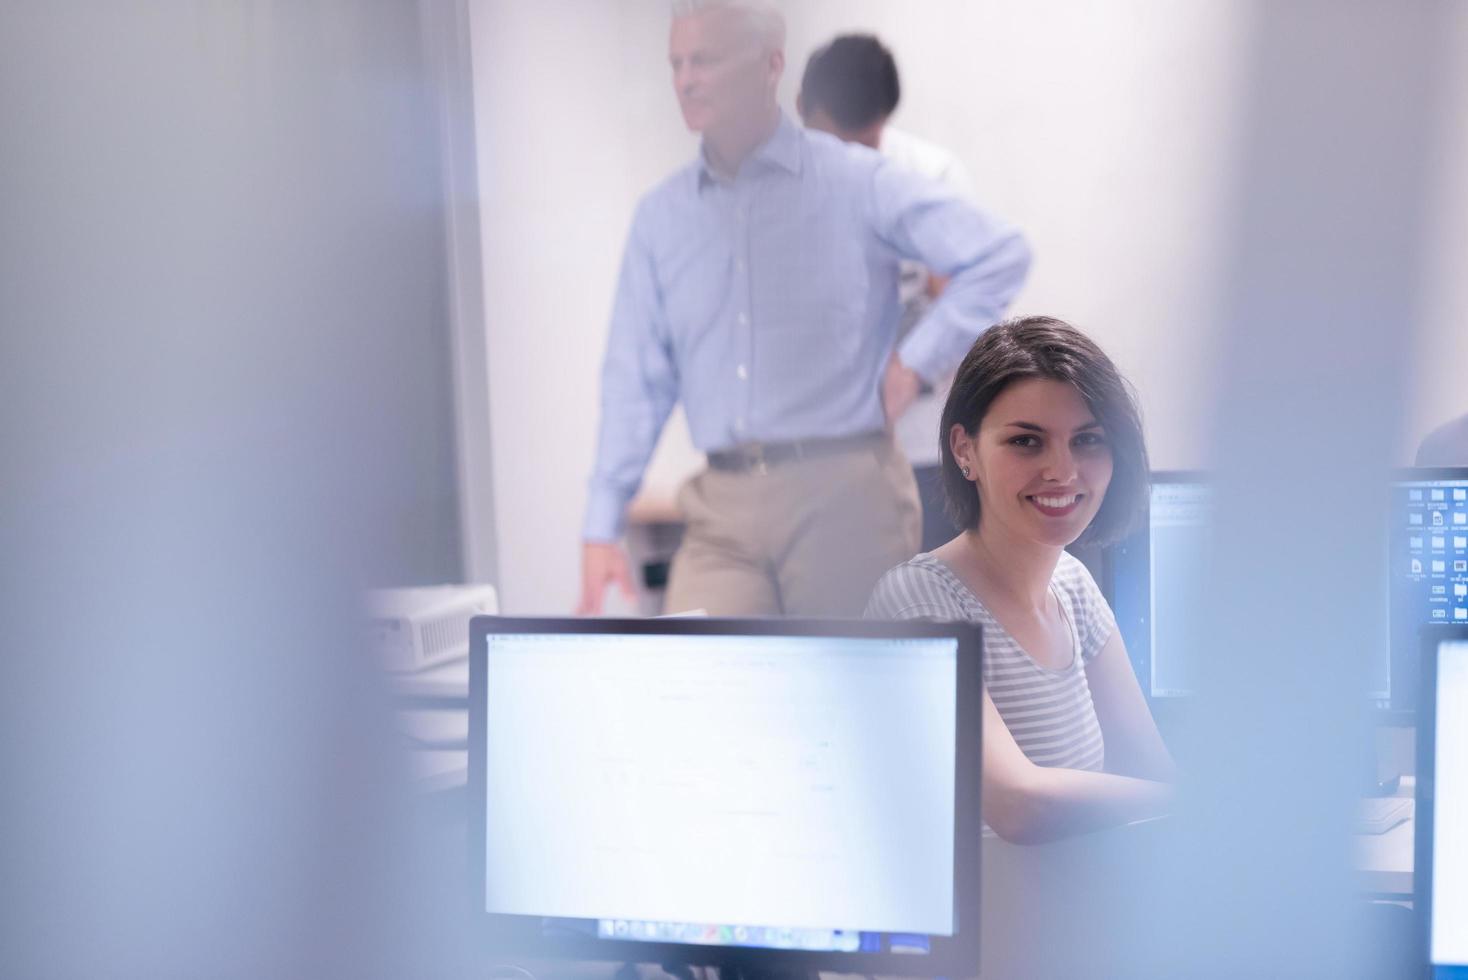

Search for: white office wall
xmin=471 ymin=0 xmax=689 ymax=614
xmin=782 ymin=0 xmax=1250 ymax=473
xmin=1419 ymin=0 xmax=1468 ymax=454
xmin=470 ymin=0 xmax=1468 ymax=614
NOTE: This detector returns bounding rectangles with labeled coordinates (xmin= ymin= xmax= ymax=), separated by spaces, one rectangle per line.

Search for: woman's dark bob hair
xmin=939 ymin=315 xmax=1150 ymax=546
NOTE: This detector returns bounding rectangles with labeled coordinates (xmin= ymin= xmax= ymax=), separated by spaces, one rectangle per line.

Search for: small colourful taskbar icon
xmin=596 ymin=918 xmax=864 ymax=952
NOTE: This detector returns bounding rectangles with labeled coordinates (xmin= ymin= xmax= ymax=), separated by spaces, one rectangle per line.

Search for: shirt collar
xmin=697 ymin=110 xmax=803 ymax=190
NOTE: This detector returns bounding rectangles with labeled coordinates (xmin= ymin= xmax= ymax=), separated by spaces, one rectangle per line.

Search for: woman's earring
xmin=961 ymin=465 xmax=972 ymax=480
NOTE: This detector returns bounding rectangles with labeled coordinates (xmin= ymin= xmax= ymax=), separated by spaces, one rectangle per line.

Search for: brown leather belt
xmin=706 ymin=431 xmax=887 ymax=474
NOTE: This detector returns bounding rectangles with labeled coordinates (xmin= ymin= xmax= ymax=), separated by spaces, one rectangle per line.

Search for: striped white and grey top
xmin=865 ymin=551 xmax=1114 ymax=773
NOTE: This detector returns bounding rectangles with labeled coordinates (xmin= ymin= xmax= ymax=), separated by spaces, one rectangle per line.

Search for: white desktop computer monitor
xmin=1106 ymin=475 xmax=1218 ymax=701
xmin=1416 ymin=629 xmax=1468 ymax=978
xmin=467 ymin=617 xmax=983 ymax=978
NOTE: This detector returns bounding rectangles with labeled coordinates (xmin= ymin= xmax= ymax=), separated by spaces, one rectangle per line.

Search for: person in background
xmin=798 ymin=33 xmax=986 ymax=554
xmin=577 ymin=0 xmax=1031 ymax=617
xmin=1416 ymin=410 xmax=1468 ymax=466
xmin=867 ymin=316 xmax=1175 ymax=843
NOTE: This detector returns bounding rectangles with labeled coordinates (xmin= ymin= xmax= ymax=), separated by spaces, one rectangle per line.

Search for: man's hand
xmin=576 ymin=540 xmax=636 ymax=615
xmin=882 ymin=355 xmax=924 ymax=425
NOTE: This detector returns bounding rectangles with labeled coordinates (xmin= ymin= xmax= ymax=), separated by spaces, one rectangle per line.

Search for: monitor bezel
xmin=1415 ymin=624 xmax=1468 ymax=974
xmin=467 ymin=615 xmax=984 ymax=977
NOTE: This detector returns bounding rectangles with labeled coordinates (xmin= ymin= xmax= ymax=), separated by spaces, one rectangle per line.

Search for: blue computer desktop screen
xmin=478 ymin=630 xmax=959 ymax=956
xmin=1391 ymin=478 xmax=1468 ymax=709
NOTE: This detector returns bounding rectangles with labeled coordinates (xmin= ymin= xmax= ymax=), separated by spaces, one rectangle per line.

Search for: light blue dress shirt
xmin=584 ymin=113 xmax=1031 ymax=541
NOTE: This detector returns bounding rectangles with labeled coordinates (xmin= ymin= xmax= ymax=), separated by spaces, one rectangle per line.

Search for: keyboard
xmin=1355 ymin=797 xmax=1413 ymax=835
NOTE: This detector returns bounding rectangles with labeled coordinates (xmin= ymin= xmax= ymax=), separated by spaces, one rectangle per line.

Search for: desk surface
xmin=1354 ymin=778 xmax=1417 ymax=896
xmin=394 ymin=661 xmax=469 ymax=790
xmin=1355 ymin=815 xmax=1415 ymax=896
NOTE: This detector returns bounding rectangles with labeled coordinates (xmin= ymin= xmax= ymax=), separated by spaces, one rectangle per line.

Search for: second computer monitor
xmin=1107 ymin=475 xmax=1215 ymax=700
xmin=1108 ymin=471 xmax=1413 ymax=710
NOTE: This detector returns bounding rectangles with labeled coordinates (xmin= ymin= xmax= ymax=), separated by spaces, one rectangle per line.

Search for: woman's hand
xmin=982 ymin=690 xmax=1173 ymax=844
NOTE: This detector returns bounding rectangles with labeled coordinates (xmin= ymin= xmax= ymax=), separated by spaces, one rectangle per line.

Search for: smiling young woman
xmin=866 ymin=315 xmax=1175 ymax=843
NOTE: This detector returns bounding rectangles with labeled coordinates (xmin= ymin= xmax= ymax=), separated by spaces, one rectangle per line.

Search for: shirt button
xmin=736 ymin=364 xmax=748 ymax=380
xmin=737 ymin=312 xmax=748 ymax=326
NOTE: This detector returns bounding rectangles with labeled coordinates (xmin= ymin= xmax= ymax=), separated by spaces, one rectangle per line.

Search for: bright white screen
xmin=481 ymin=632 xmax=958 ymax=936
xmin=1149 ymin=483 xmax=1213 ymax=697
xmin=1432 ymin=639 xmax=1468 ymax=966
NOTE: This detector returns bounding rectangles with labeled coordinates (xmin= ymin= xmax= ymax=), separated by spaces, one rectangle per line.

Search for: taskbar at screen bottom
xmin=541 ymin=916 xmax=936 ymax=955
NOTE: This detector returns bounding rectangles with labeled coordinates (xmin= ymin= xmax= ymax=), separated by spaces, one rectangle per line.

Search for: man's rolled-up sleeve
xmin=870 ymin=162 xmax=1032 ymax=384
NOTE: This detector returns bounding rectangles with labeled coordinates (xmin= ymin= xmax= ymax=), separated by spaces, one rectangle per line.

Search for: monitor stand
xmin=716 ymin=966 xmax=816 ymax=980
xmin=613 ymin=962 xmax=815 ymax=980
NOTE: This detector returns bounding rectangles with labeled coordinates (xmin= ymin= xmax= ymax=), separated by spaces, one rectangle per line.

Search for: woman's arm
xmin=1084 ymin=631 xmax=1177 ymax=782
xmin=982 ymin=690 xmax=1172 ymax=844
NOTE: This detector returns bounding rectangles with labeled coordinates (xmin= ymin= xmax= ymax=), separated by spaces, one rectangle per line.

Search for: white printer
xmin=364 ymin=584 xmax=498 ymax=671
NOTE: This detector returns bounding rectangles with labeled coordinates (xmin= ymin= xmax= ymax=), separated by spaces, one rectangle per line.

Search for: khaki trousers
xmin=664 ymin=436 xmax=921 ymax=617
